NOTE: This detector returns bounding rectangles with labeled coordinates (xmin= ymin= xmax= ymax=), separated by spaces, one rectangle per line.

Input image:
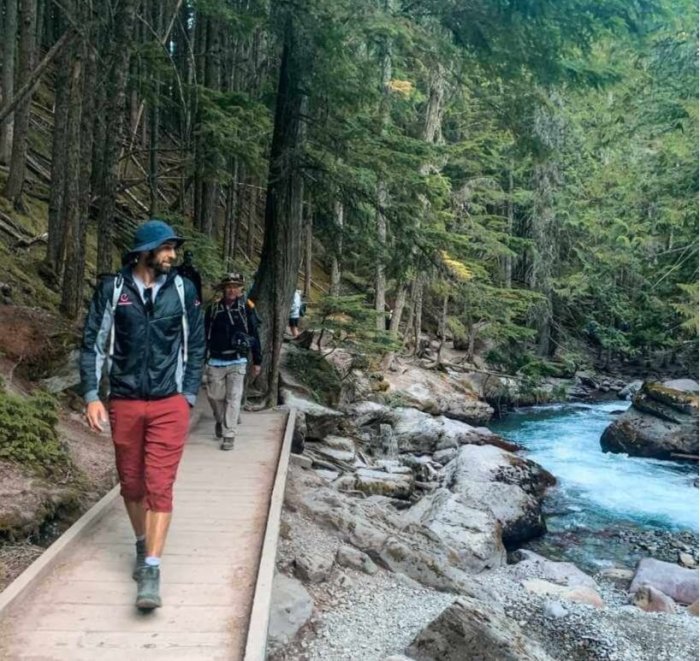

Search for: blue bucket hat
xmin=128 ymin=220 xmax=185 ymax=254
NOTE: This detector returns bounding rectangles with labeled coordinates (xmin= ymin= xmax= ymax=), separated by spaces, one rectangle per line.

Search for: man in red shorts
xmin=80 ymin=220 xmax=205 ymax=610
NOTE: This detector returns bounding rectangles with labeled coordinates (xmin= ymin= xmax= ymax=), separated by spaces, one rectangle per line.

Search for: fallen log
xmin=670 ymin=453 xmax=699 ymax=462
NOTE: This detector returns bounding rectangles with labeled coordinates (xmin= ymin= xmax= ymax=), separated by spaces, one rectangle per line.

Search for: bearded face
xmin=144 ymin=241 xmax=178 ymax=275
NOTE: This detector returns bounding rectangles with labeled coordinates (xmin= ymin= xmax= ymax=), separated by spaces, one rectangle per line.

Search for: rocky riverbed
xmin=269 ymin=467 xmax=698 ymax=661
xmin=269 ymin=353 xmax=699 ymax=660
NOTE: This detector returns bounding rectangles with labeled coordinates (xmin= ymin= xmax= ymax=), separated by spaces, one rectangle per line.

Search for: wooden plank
xmin=7 ymin=603 xmax=244 ymax=633
xmin=27 ymin=581 xmax=237 ymax=607
xmin=243 ymin=409 xmax=296 ymax=661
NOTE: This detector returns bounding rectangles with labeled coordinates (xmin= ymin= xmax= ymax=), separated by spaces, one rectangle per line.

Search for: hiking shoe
xmin=215 ymin=422 xmax=223 ymax=439
xmin=135 ymin=565 xmax=161 ymax=610
xmin=132 ymin=539 xmax=146 ymax=580
xmin=220 ymin=437 xmax=235 ymax=451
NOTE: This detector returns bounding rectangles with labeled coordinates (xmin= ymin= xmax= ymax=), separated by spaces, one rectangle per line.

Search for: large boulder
xmin=383 ymin=365 xmax=494 ymax=425
xmin=344 ymin=400 xmax=393 ymax=427
xmin=287 ymin=470 xmax=491 ymax=598
xmin=507 ymin=550 xmax=598 ymax=590
xmin=663 ymin=379 xmax=699 ymax=393
xmin=280 ymin=389 xmax=345 ymax=440
xmin=618 ymin=380 xmax=644 ymax=400
xmin=444 ymin=446 xmax=555 ymax=547
xmin=629 ymin=557 xmax=699 ymax=605
xmin=380 ymin=407 xmax=517 ymax=455
xmin=390 ymin=407 xmax=447 ymax=453
xmin=403 ymin=488 xmax=506 ymax=572
xmin=632 ymin=585 xmax=677 ymax=614
xmin=351 ymin=468 xmax=415 ymax=499
xmin=521 ymin=579 xmax=604 ymax=608
xmin=40 ymin=349 xmax=81 ymax=393
xmin=406 ymin=597 xmax=554 ymax=661
xmin=601 ymin=382 xmax=699 ymax=459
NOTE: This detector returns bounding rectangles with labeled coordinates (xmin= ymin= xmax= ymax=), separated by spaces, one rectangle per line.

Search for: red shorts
xmin=108 ymin=395 xmax=190 ymax=513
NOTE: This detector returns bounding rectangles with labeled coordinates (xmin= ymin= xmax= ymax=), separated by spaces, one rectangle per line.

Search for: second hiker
xmin=205 ymin=272 xmax=262 ymax=450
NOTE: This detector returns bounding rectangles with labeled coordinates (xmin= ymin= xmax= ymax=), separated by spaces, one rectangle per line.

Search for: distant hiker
xmin=80 ymin=219 xmax=205 ymax=611
xmin=288 ymin=288 xmax=304 ymax=337
xmin=385 ymin=304 xmax=393 ymax=331
xmin=205 ymin=272 xmax=262 ymax=450
xmin=177 ymin=250 xmax=203 ymax=302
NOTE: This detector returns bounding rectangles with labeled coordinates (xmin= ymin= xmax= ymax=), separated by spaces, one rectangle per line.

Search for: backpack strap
xmin=174 ymin=275 xmax=188 ymax=366
xmin=108 ymin=274 xmax=124 ymax=358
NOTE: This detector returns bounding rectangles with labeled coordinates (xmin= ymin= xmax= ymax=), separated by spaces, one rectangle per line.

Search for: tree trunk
xmin=304 ymin=202 xmax=312 ymax=297
xmin=249 ymin=22 xmax=307 ymax=406
xmin=330 ymin=199 xmax=343 ymax=296
xmin=439 ymin=293 xmax=448 ymax=341
xmin=246 ymin=180 xmax=256 ymax=258
xmin=95 ymin=0 xmax=137 ymax=274
xmin=59 ymin=44 xmax=83 ymax=317
xmin=72 ymin=20 xmax=97 ymax=305
xmin=0 ymin=0 xmax=18 ymax=163
xmin=148 ymin=0 xmax=162 ymax=215
xmin=223 ymin=159 xmax=240 ymax=264
xmin=4 ymin=0 xmax=37 ymax=207
xmin=505 ymin=164 xmax=514 ymax=288
xmin=198 ymin=17 xmax=220 ymax=236
xmin=412 ymin=276 xmax=424 ymax=352
xmin=389 ymin=282 xmax=407 ymax=334
xmin=374 ymin=3 xmax=392 ymax=332
xmin=375 ymin=180 xmax=387 ymax=331
xmin=45 ymin=45 xmax=70 ymax=271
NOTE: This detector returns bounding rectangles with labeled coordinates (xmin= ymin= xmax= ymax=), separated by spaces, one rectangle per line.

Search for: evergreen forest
xmin=0 ymin=0 xmax=697 ymax=400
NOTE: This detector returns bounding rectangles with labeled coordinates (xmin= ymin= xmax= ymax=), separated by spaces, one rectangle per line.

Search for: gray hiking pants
xmin=205 ymin=363 xmax=247 ymax=438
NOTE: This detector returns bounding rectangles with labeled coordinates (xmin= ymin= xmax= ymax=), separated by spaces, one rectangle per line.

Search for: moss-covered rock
xmin=601 ymin=381 xmax=699 ymax=460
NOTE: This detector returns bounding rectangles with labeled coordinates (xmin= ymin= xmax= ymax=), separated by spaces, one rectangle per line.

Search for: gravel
xmin=273 ymin=509 xmax=453 ymax=660
xmin=476 ymin=566 xmax=699 ymax=661
xmin=272 ymin=469 xmax=699 ymax=661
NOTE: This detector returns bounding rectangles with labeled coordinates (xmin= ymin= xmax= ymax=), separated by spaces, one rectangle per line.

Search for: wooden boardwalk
xmin=0 ymin=406 xmax=293 ymax=661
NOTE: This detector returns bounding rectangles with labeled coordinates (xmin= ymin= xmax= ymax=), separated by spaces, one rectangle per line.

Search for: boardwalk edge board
xmin=0 ymin=483 xmax=121 ymax=616
xmin=243 ymin=407 xmax=296 ymax=661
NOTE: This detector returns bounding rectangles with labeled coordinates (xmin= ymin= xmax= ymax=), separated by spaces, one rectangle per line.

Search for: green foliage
xmin=673 ymin=283 xmax=699 ymax=335
xmin=309 ymin=294 xmax=401 ymax=359
xmin=0 ymin=389 xmax=73 ymax=476
xmin=284 ymin=348 xmax=341 ymax=407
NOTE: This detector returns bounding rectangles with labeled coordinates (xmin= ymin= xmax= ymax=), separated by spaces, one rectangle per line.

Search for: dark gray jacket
xmin=80 ymin=267 xmax=205 ymax=403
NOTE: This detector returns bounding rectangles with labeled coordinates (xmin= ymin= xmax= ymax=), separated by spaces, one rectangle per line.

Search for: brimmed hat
xmin=217 ymin=272 xmax=245 ymax=288
xmin=128 ymin=220 xmax=185 ymax=254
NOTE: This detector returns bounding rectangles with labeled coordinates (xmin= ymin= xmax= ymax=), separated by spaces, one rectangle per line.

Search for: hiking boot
xmin=132 ymin=539 xmax=146 ymax=580
xmin=135 ymin=565 xmax=162 ymax=610
xmin=215 ymin=422 xmax=223 ymax=439
xmin=220 ymin=436 xmax=235 ymax=451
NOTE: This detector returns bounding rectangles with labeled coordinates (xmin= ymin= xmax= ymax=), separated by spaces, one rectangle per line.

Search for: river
xmin=492 ymin=401 xmax=699 ymax=570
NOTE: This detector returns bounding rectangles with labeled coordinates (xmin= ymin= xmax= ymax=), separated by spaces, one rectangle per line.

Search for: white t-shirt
xmin=290 ymin=290 xmax=302 ymax=318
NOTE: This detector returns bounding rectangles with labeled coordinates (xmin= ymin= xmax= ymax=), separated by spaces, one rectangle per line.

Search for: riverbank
xmin=268 ymin=354 xmax=698 ymax=659
xmin=270 ymin=466 xmax=698 ymax=661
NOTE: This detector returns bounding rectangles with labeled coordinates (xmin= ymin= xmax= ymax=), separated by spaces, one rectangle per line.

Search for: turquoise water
xmin=492 ymin=401 xmax=698 ymax=566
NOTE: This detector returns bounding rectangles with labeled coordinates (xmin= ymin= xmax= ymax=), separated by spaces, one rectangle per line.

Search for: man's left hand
xmin=252 ymin=365 xmax=262 ymax=377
